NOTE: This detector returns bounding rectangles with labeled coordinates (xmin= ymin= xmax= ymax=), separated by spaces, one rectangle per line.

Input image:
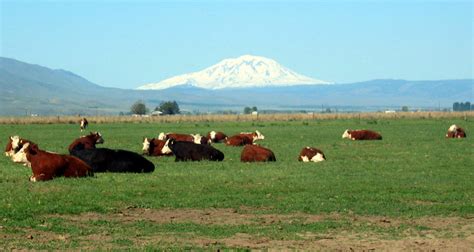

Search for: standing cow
xmin=240 ymin=144 xmax=276 ymax=162
xmin=298 ymin=147 xmax=326 ymax=162
xmin=162 ymin=139 xmax=224 ymax=162
xmin=80 ymin=118 xmax=89 ymax=132
xmin=342 ymin=129 xmax=382 ymax=140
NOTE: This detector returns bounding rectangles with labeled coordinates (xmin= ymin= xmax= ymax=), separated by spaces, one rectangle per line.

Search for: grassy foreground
xmin=0 ymin=118 xmax=473 ymax=249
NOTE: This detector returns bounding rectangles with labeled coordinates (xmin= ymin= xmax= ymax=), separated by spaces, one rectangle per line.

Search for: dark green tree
xmin=401 ymin=106 xmax=409 ymax=112
xmin=243 ymin=107 xmax=252 ymax=114
xmin=130 ymin=100 xmax=147 ymax=115
xmin=157 ymin=101 xmax=180 ymax=115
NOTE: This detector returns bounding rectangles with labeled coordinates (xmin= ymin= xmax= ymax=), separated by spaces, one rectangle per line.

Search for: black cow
xmin=165 ymin=139 xmax=224 ymax=162
xmin=70 ymin=143 xmax=155 ymax=173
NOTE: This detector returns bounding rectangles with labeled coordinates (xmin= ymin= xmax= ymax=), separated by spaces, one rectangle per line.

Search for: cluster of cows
xmin=3 ymin=122 xmax=466 ymax=182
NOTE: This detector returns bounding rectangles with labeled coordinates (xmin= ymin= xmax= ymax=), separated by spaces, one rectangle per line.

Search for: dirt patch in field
xmin=4 ymin=208 xmax=473 ymax=250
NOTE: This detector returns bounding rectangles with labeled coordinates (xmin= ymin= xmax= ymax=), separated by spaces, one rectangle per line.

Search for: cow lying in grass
xmin=163 ymin=139 xmax=224 ymax=162
xmin=298 ymin=147 xmax=326 ymax=162
xmin=207 ymin=131 xmax=227 ymax=143
xmin=225 ymin=135 xmax=253 ymax=146
xmin=13 ymin=142 xmax=93 ymax=182
xmin=142 ymin=138 xmax=173 ymax=156
xmin=158 ymin=132 xmax=211 ymax=145
xmin=68 ymin=132 xmax=104 ymax=152
xmin=70 ymin=143 xmax=155 ymax=173
xmin=446 ymin=124 xmax=466 ymax=138
xmin=240 ymin=144 xmax=276 ymax=162
xmin=342 ymin=129 xmax=382 ymax=140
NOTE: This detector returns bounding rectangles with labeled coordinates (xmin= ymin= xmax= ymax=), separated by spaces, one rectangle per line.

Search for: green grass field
xmin=0 ymin=118 xmax=473 ymax=250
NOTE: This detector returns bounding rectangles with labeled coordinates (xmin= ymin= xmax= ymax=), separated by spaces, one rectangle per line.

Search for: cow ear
xmin=10 ymin=136 xmax=13 ymax=140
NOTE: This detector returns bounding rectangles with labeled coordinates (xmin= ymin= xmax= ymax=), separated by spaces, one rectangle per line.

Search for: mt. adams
xmin=137 ymin=55 xmax=330 ymax=90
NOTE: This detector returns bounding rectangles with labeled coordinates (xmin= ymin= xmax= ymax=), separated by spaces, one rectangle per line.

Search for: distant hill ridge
xmin=0 ymin=56 xmax=472 ymax=116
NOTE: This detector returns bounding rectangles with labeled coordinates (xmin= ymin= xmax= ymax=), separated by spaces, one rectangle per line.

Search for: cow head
xmin=209 ymin=131 xmax=216 ymax=140
xmin=90 ymin=132 xmax=104 ymax=144
xmin=158 ymin=132 xmax=167 ymax=140
xmin=5 ymin=136 xmax=19 ymax=157
xmin=448 ymin=124 xmax=458 ymax=132
xmin=142 ymin=137 xmax=151 ymax=155
xmin=342 ymin=129 xmax=352 ymax=139
xmin=161 ymin=139 xmax=173 ymax=155
xmin=191 ymin=134 xmax=205 ymax=144
xmin=255 ymin=130 xmax=265 ymax=140
xmin=11 ymin=142 xmax=33 ymax=166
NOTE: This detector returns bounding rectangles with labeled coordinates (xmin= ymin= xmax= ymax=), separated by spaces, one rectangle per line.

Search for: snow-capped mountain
xmin=137 ymin=55 xmax=331 ymax=90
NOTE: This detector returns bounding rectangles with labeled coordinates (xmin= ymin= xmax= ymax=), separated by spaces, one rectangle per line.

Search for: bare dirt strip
xmin=2 ymin=207 xmax=473 ymax=250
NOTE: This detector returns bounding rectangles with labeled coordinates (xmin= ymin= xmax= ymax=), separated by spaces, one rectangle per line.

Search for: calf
xmin=342 ymin=129 xmax=382 ymax=140
xmin=225 ymin=135 xmax=253 ymax=146
xmin=240 ymin=144 xmax=276 ymax=162
xmin=80 ymin=117 xmax=89 ymax=132
xmin=68 ymin=132 xmax=104 ymax=152
xmin=163 ymin=139 xmax=224 ymax=162
xmin=13 ymin=142 xmax=93 ymax=182
xmin=142 ymin=138 xmax=173 ymax=156
xmin=70 ymin=143 xmax=155 ymax=173
xmin=446 ymin=124 xmax=467 ymax=138
xmin=207 ymin=131 xmax=227 ymax=143
xmin=298 ymin=147 xmax=326 ymax=162
xmin=239 ymin=130 xmax=265 ymax=142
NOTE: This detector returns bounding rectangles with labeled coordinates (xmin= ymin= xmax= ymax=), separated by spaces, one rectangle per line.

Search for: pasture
xmin=0 ymin=117 xmax=473 ymax=250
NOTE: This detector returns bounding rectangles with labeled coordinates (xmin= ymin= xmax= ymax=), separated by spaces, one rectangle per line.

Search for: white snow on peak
xmin=137 ymin=55 xmax=331 ymax=90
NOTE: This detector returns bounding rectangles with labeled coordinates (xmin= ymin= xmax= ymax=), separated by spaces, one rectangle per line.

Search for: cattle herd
xmin=3 ymin=121 xmax=467 ymax=182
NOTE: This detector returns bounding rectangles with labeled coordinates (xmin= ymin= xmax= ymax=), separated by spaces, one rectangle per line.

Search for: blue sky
xmin=1 ymin=0 xmax=472 ymax=89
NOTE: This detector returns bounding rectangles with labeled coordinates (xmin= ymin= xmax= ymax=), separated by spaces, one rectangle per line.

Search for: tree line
xmin=130 ymin=100 xmax=180 ymax=115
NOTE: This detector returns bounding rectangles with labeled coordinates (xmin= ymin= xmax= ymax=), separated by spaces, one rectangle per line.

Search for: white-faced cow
xmin=80 ymin=117 xmax=89 ymax=132
xmin=158 ymin=132 xmax=194 ymax=142
xmin=163 ymin=139 xmax=224 ymax=162
xmin=298 ymin=147 xmax=326 ymax=162
xmin=240 ymin=144 xmax=276 ymax=162
xmin=142 ymin=138 xmax=173 ymax=156
xmin=446 ymin=124 xmax=467 ymax=138
xmin=225 ymin=135 xmax=253 ymax=146
xmin=207 ymin=131 xmax=227 ymax=143
xmin=342 ymin=129 xmax=382 ymax=140
xmin=68 ymin=132 xmax=104 ymax=152
xmin=239 ymin=130 xmax=265 ymax=142
xmin=13 ymin=142 xmax=93 ymax=182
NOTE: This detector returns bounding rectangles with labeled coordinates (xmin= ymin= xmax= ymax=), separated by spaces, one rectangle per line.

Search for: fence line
xmin=0 ymin=112 xmax=472 ymax=125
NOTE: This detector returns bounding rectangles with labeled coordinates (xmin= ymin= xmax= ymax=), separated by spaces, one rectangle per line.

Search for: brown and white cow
xmin=68 ymin=132 xmax=104 ymax=152
xmin=240 ymin=144 xmax=276 ymax=162
xmin=5 ymin=136 xmax=34 ymax=166
xmin=342 ymin=129 xmax=382 ymax=140
xmin=207 ymin=131 xmax=227 ymax=143
xmin=225 ymin=135 xmax=253 ymax=146
xmin=239 ymin=130 xmax=265 ymax=142
xmin=142 ymin=137 xmax=173 ymax=156
xmin=298 ymin=147 xmax=326 ymax=162
xmin=446 ymin=124 xmax=467 ymax=138
xmin=158 ymin=132 xmax=194 ymax=142
xmin=12 ymin=142 xmax=93 ymax=182
xmin=80 ymin=117 xmax=89 ymax=132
